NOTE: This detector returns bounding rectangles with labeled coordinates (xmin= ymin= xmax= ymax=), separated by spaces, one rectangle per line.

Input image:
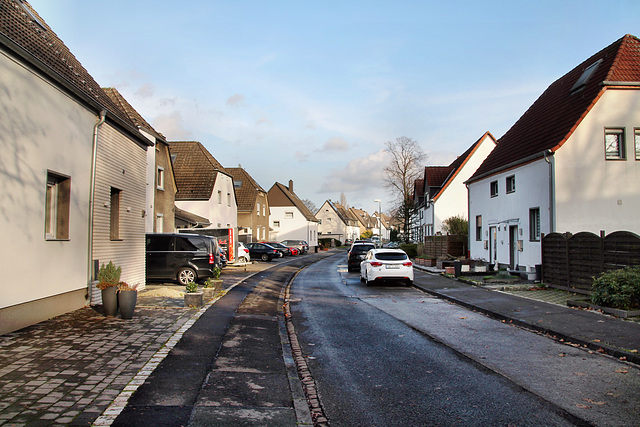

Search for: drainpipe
xmin=543 ymin=150 xmax=555 ymax=233
xmin=87 ymin=110 xmax=107 ymax=304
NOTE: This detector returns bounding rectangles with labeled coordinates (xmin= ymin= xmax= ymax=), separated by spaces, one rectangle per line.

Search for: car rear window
xmin=176 ymin=236 xmax=209 ymax=252
xmin=375 ymin=252 xmax=408 ymax=261
xmin=352 ymin=244 xmax=375 ymax=253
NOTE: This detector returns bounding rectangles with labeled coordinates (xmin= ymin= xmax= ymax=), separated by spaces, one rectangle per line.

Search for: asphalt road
xmin=290 ymin=254 xmax=640 ymax=426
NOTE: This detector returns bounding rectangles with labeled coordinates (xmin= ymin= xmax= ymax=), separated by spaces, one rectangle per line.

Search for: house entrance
xmin=509 ymin=225 xmax=518 ymax=270
xmin=489 ymin=226 xmax=497 ymax=267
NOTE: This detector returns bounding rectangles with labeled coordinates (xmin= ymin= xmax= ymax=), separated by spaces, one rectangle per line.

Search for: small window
xmin=45 ymin=172 xmax=71 ymax=240
xmin=529 ymin=208 xmax=540 ymax=242
xmin=490 ymin=181 xmax=498 ymax=197
xmin=227 ymin=192 xmax=231 ymax=207
xmin=506 ymin=176 xmax=515 ymax=193
xmin=285 ymin=211 xmax=294 ymax=219
xmin=571 ymin=59 xmax=602 ymax=93
xmin=155 ymin=214 xmax=163 ymax=232
xmin=156 ymin=167 xmax=164 ymax=190
xmin=218 ymin=190 xmax=222 ymax=204
xmin=257 ymin=202 xmax=261 ymax=216
xmin=605 ymin=128 xmax=625 ymax=160
xmin=635 ymin=128 xmax=640 ymax=160
xmin=273 ymin=220 xmax=280 ymax=227
xmin=110 ymin=187 xmax=121 ymax=240
xmin=234 ymin=180 xmax=242 ymax=188
xmin=475 ymin=215 xmax=482 ymax=241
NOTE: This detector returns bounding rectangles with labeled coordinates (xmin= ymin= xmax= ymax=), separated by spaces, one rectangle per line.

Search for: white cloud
xmin=319 ymin=149 xmax=387 ymax=194
xmin=135 ymin=83 xmax=155 ymax=99
xmin=316 ymin=137 xmax=349 ymax=153
xmin=152 ymin=111 xmax=193 ymax=140
xmin=226 ymin=94 xmax=245 ymax=107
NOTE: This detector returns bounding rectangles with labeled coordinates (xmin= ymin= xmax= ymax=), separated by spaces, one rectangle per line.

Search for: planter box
xmin=444 ymin=266 xmax=455 ymax=275
xmin=184 ymin=292 xmax=204 ymax=308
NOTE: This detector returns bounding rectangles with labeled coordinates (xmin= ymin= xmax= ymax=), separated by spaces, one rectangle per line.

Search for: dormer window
xmin=571 ymin=59 xmax=602 ymax=93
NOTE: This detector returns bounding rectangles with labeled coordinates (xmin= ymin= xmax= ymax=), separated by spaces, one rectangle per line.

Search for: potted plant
xmin=184 ymin=280 xmax=204 ymax=308
xmin=117 ymin=282 xmax=138 ymax=319
xmin=202 ymin=267 xmax=223 ymax=299
xmin=96 ymin=261 xmax=121 ymax=316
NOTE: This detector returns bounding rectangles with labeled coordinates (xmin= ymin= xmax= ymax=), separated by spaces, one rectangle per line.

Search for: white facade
xmin=0 ymin=50 xmax=94 ymax=333
xmin=175 ymin=171 xmax=238 ymax=258
xmin=469 ymin=89 xmax=640 ymax=272
xmin=270 ymin=206 xmax=319 ymax=246
xmin=423 ymin=133 xmax=497 ymax=236
xmin=316 ymin=201 xmax=359 ymax=242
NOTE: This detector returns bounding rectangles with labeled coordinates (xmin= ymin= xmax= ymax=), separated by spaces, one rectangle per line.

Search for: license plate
xmin=386 ymin=265 xmax=400 ymax=269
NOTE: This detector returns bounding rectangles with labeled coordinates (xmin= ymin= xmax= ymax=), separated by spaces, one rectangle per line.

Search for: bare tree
xmin=302 ymin=198 xmax=317 ymax=215
xmin=382 ymin=136 xmax=426 ymax=243
xmin=339 ymin=192 xmax=349 ymax=208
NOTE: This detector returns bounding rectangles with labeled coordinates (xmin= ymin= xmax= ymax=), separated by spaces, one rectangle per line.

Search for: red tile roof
xmin=469 ymin=34 xmax=640 ymax=182
xmin=170 ymin=141 xmax=227 ymax=201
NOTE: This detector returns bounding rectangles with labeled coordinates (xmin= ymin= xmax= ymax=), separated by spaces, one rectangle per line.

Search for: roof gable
xmin=170 ymin=141 xmax=227 ymax=201
xmin=268 ymin=181 xmax=318 ymax=222
xmin=469 ymin=34 xmax=640 ymax=182
xmin=226 ymin=167 xmax=266 ymax=212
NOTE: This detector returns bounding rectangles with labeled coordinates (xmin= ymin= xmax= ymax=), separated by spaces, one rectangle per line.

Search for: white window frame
xmin=490 ymin=181 xmax=498 ymax=198
xmin=45 ymin=171 xmax=71 ymax=240
xmin=604 ymin=128 xmax=625 ymax=160
xmin=156 ymin=166 xmax=165 ymax=190
xmin=635 ymin=128 xmax=640 ymax=161
xmin=285 ymin=211 xmax=294 ymax=219
xmin=529 ymin=207 xmax=540 ymax=242
xmin=506 ymin=175 xmax=515 ymax=193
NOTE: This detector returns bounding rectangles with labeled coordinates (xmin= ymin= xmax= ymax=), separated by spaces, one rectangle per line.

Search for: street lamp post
xmin=374 ymin=199 xmax=381 ymax=247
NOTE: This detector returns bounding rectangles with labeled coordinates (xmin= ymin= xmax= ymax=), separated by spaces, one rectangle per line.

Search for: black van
xmin=146 ymin=233 xmax=220 ymax=285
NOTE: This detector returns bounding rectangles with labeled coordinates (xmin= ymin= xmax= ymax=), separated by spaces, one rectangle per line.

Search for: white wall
xmin=0 ymin=51 xmax=93 ymax=310
xmin=270 ymin=206 xmax=318 ymax=246
xmin=468 ymin=160 xmax=550 ymax=270
xmin=554 ymin=90 xmax=640 ymax=235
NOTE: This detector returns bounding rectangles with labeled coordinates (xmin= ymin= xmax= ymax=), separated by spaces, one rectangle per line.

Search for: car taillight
xmin=371 ymin=262 xmax=382 ymax=267
xmin=209 ymin=254 xmax=215 ymax=264
xmin=403 ymin=261 xmax=412 ymax=267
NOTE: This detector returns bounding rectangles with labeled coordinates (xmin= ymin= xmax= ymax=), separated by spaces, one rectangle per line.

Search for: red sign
xmin=228 ymin=228 xmax=234 ymax=261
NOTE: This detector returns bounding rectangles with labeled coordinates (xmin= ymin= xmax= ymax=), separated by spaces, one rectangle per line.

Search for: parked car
xmin=280 ymin=239 xmax=308 ymax=254
xmin=347 ymin=242 xmax=375 ymax=272
xmin=360 ymin=248 xmax=414 ymax=286
xmin=261 ymin=241 xmax=291 ymax=256
xmin=237 ymin=242 xmax=251 ymax=263
xmin=218 ymin=246 xmax=228 ymax=268
xmin=245 ymin=242 xmax=280 ymax=261
xmin=145 ymin=233 xmax=220 ymax=285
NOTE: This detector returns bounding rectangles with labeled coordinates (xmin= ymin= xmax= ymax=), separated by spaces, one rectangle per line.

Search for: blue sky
xmin=29 ymin=0 xmax=640 ymax=214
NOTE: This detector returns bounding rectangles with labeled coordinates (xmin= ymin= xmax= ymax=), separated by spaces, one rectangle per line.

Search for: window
xmin=635 ymin=128 xmax=640 ymax=160
xmin=227 ymin=192 xmax=231 ymax=207
xmin=110 ymin=187 xmax=121 ymax=240
xmin=218 ymin=190 xmax=222 ymax=204
xmin=490 ymin=181 xmax=498 ymax=197
xmin=475 ymin=215 xmax=482 ymax=241
xmin=234 ymin=180 xmax=242 ymax=188
xmin=529 ymin=208 xmax=540 ymax=242
xmin=156 ymin=167 xmax=164 ymax=190
xmin=571 ymin=59 xmax=602 ymax=93
xmin=257 ymin=202 xmax=261 ymax=216
xmin=506 ymin=176 xmax=515 ymax=193
xmin=605 ymin=128 xmax=625 ymax=160
xmin=273 ymin=220 xmax=280 ymax=227
xmin=45 ymin=172 xmax=70 ymax=240
xmin=263 ymin=205 xmax=266 ymax=216
xmin=285 ymin=211 xmax=294 ymax=219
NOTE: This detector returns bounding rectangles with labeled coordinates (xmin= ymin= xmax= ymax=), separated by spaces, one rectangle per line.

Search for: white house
xmin=268 ymin=180 xmax=319 ymax=248
xmin=419 ymin=132 xmax=497 ymax=238
xmin=0 ymin=0 xmax=151 ymax=334
xmin=467 ymin=34 xmax=640 ymax=275
xmin=316 ymin=200 xmax=360 ymax=243
xmin=170 ymin=141 xmax=238 ymax=261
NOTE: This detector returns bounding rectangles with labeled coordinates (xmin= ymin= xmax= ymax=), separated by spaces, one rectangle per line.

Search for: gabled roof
xmin=0 ymin=0 xmax=149 ymax=145
xmin=103 ymin=87 xmax=166 ymax=143
xmin=170 ymin=141 xmax=228 ymax=201
xmin=324 ymin=200 xmax=359 ymax=226
xmin=268 ymin=181 xmax=318 ymax=222
xmin=469 ymin=34 xmax=640 ymax=182
xmin=226 ymin=167 xmax=266 ymax=212
xmin=349 ymin=207 xmax=376 ymax=229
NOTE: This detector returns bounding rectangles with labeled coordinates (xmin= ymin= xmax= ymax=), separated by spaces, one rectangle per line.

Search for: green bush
xmin=399 ymin=243 xmax=417 ymax=258
xmin=96 ymin=261 xmax=121 ymax=289
xmin=185 ymin=281 xmax=199 ymax=293
xmin=591 ymin=266 xmax=640 ymax=310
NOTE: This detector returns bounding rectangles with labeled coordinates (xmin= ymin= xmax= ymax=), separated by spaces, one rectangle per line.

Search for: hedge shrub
xmin=590 ymin=266 xmax=640 ymax=310
xmin=399 ymin=243 xmax=417 ymax=258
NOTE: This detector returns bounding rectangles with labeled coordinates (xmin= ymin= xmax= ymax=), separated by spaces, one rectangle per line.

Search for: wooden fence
xmin=422 ymin=234 xmax=467 ymax=259
xmin=542 ymin=231 xmax=640 ymax=292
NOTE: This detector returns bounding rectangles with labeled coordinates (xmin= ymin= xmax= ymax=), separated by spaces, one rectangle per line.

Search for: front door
xmin=509 ymin=225 xmax=518 ymax=270
xmin=489 ymin=226 xmax=497 ymax=267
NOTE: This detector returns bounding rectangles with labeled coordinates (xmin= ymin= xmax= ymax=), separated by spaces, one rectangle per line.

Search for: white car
xmin=237 ymin=242 xmax=251 ymax=263
xmin=360 ymin=248 xmax=413 ymax=286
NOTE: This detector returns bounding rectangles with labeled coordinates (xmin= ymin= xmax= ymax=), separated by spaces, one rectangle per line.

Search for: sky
xmin=29 ymin=0 xmax=640 ymax=215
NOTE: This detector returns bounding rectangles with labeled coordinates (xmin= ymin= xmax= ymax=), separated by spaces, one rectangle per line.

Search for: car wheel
xmin=177 ymin=267 xmax=196 ymax=285
xmin=406 ymin=280 xmax=413 ymax=286
xmin=239 ymin=256 xmax=248 ymax=263
xmin=261 ymin=253 xmax=270 ymax=262
xmin=360 ymin=274 xmax=365 ymax=283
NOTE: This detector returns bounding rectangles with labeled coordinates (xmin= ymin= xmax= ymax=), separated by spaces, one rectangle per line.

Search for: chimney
xmin=288 ymin=179 xmax=293 ymax=192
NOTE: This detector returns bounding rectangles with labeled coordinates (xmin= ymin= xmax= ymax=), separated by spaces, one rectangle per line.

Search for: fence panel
xmin=604 ymin=231 xmax=640 ymax=271
xmin=542 ymin=233 xmax=568 ymax=286
xmin=567 ymin=232 xmax=603 ymax=291
xmin=423 ymin=235 xmax=467 ymax=258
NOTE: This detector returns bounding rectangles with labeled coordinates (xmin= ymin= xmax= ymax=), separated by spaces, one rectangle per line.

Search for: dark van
xmin=146 ymin=233 xmax=220 ymax=285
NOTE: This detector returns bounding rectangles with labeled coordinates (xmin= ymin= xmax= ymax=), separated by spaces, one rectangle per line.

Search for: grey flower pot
xmin=118 ymin=290 xmax=137 ymax=319
xmin=101 ymin=286 xmax=118 ymax=317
